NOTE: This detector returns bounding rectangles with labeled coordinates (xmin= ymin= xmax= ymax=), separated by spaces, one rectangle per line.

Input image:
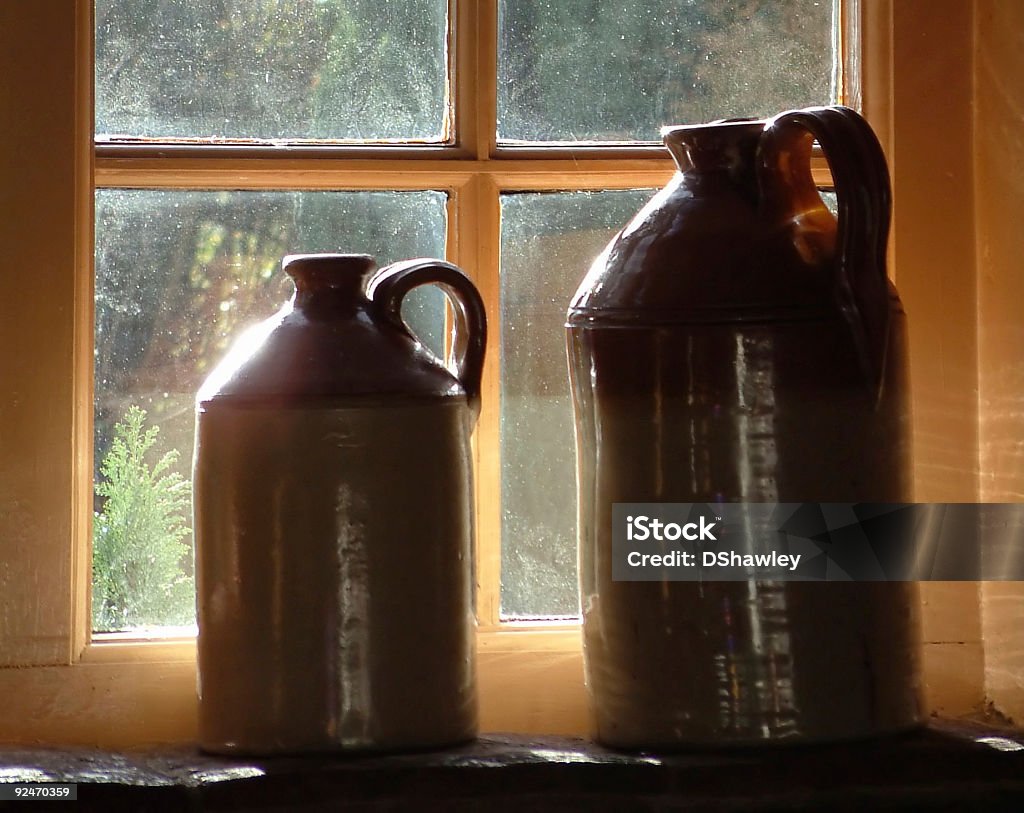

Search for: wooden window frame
xmin=0 ymin=0 xmax=985 ymax=748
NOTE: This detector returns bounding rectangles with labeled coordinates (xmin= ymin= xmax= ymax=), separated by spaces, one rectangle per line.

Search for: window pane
xmin=93 ymin=190 xmax=447 ymax=632
xmin=95 ymin=0 xmax=449 ymax=142
xmin=498 ymin=0 xmax=835 ymax=143
xmin=500 ymin=190 xmax=657 ymax=618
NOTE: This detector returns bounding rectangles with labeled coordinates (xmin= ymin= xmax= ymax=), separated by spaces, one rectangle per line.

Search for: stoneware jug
xmin=566 ymin=106 xmax=923 ymax=748
xmin=194 ymin=253 xmax=485 ymax=755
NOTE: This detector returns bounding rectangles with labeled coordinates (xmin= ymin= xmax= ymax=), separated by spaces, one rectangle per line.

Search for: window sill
xmin=3 ymin=719 xmax=1023 ymax=811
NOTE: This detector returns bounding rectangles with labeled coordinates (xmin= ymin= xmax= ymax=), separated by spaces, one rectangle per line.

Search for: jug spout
xmin=285 ymin=253 xmax=377 ymax=316
xmin=661 ymin=119 xmax=764 ymax=174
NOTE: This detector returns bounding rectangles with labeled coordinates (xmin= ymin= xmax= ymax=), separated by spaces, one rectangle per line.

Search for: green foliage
xmin=92 ymin=406 xmax=194 ymax=632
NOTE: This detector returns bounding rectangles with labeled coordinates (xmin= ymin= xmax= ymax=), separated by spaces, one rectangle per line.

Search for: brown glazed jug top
xmin=568 ymin=106 xmax=895 ymax=397
xmin=197 ymin=253 xmax=486 ymax=410
xmin=570 ymin=118 xmax=841 ymax=320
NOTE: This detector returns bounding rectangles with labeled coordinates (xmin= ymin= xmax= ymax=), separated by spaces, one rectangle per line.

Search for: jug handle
xmin=368 ymin=259 xmax=487 ymax=421
xmin=757 ymin=105 xmax=892 ymax=400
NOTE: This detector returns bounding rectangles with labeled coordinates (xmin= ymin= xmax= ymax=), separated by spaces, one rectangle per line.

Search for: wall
xmin=975 ymin=0 xmax=1024 ymax=723
xmin=886 ymin=0 xmax=984 ymax=716
xmin=0 ymin=0 xmax=92 ymax=667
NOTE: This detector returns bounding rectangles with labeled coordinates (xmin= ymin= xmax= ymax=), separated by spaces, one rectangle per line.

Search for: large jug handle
xmin=368 ymin=259 xmax=487 ymax=421
xmin=757 ymin=105 xmax=892 ymax=399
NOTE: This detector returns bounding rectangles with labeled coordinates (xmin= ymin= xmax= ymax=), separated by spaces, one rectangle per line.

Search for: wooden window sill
xmin=2 ymin=719 xmax=1023 ymax=811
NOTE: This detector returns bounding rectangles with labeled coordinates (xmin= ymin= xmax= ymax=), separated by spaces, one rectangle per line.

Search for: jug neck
xmin=284 ymin=253 xmax=376 ymax=317
xmin=662 ymin=119 xmax=765 ymax=175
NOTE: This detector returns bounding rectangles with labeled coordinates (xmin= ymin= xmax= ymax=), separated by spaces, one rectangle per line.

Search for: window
xmin=92 ymin=0 xmax=837 ymax=632
xmin=0 ymin=0 xmax=990 ymax=746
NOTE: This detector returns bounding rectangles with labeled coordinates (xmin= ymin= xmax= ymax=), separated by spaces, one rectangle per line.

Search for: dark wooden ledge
xmin=1 ymin=719 xmax=1023 ymax=811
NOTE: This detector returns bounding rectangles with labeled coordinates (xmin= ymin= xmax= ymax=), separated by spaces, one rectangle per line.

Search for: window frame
xmin=0 ymin=0 xmax=985 ymax=747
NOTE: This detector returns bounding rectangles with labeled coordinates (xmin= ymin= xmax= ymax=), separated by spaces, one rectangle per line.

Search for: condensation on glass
xmin=95 ymin=0 xmax=450 ymax=142
xmin=499 ymin=190 xmax=657 ymax=618
xmin=92 ymin=189 xmax=447 ymax=632
xmin=498 ymin=0 xmax=836 ymax=143
xmin=93 ymin=0 xmax=842 ymax=627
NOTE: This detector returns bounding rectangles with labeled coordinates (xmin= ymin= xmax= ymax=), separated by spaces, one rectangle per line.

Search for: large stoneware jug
xmin=194 ymin=253 xmax=485 ymax=755
xmin=566 ymin=107 xmax=923 ymax=748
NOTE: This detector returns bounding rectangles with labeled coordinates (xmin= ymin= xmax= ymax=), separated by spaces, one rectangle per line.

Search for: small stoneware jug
xmin=194 ymin=253 xmax=485 ymax=755
xmin=566 ymin=106 xmax=923 ymax=748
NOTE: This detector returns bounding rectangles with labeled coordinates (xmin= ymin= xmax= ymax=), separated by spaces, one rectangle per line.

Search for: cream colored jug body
xmin=195 ymin=400 xmax=476 ymax=754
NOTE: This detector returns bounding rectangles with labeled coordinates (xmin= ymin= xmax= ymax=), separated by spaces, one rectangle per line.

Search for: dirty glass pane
xmin=93 ymin=190 xmax=447 ymax=632
xmin=499 ymin=190 xmax=657 ymax=618
xmin=498 ymin=0 xmax=835 ymax=142
xmin=95 ymin=0 xmax=449 ymax=141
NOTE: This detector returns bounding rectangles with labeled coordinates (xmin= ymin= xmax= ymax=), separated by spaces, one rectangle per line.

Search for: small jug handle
xmin=368 ymin=259 xmax=487 ymax=421
xmin=757 ymin=105 xmax=892 ymax=399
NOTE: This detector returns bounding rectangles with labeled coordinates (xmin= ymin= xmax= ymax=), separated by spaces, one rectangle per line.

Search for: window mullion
xmin=93 ymin=157 xmax=678 ymax=191
xmin=94 ymin=158 xmax=476 ymax=190
xmin=454 ymin=0 xmax=497 ymax=160
xmin=450 ymin=175 xmax=503 ymax=629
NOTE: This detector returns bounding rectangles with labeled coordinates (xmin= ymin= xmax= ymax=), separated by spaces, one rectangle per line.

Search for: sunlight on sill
xmin=496 ymin=617 xmax=581 ymax=629
xmin=87 ymin=620 xmax=583 ymax=647
xmin=976 ymin=736 xmax=1024 ymax=752
xmin=91 ymin=624 xmax=198 ymax=644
